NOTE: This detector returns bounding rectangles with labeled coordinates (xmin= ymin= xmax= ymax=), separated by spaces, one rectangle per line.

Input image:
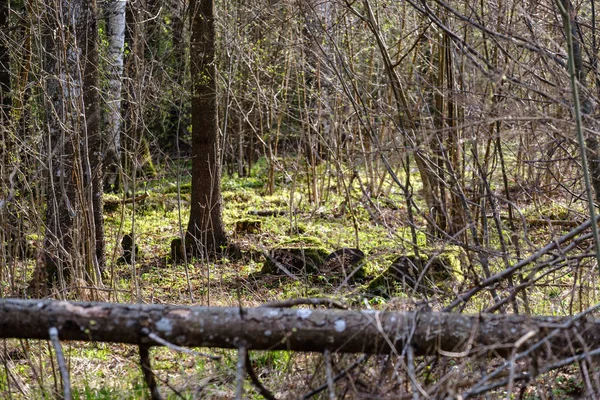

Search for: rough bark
xmin=122 ymin=0 xmax=145 ymax=194
xmin=83 ymin=0 xmax=105 ymax=278
xmin=187 ymin=0 xmax=227 ymax=255
xmin=31 ymin=0 xmax=104 ymax=294
xmin=38 ymin=1 xmax=80 ymax=292
xmin=1 ymin=299 xmax=600 ymax=359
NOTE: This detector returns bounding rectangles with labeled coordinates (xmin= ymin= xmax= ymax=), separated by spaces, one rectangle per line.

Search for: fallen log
xmin=1 ymin=299 xmax=599 ymax=358
xmin=103 ymin=193 xmax=149 ymax=212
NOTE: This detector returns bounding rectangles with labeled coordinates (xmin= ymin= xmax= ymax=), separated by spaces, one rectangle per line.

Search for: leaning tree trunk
xmin=187 ymin=0 xmax=227 ymax=255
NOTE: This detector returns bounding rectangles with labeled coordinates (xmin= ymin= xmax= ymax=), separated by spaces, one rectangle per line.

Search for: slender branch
xmin=139 ymin=345 xmax=163 ymax=400
xmin=48 ymin=327 xmax=71 ymax=400
xmin=445 ymin=215 xmax=600 ymax=311
xmin=245 ymin=352 xmax=278 ymax=400
xmin=141 ymin=327 xmax=220 ymax=361
xmin=236 ymin=346 xmax=247 ymax=400
xmin=555 ymin=0 xmax=600 ymax=268
xmin=261 ymin=298 xmax=348 ymax=310
xmin=301 ymin=356 xmax=368 ymax=399
xmin=324 ymin=350 xmax=336 ymax=400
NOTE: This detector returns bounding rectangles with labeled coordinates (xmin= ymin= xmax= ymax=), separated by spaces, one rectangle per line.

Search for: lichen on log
xmin=1 ymin=299 xmax=599 ymax=359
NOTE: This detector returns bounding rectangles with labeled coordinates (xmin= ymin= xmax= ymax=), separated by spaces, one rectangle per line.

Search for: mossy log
xmin=103 ymin=193 xmax=149 ymax=212
xmin=261 ymin=247 xmax=330 ymax=275
xmin=235 ymin=219 xmax=262 ymax=234
xmin=320 ymin=248 xmax=366 ymax=283
xmin=367 ymin=249 xmax=466 ymax=297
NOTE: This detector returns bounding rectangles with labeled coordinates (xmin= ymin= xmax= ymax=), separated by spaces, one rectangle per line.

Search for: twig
xmin=0 ymin=165 xmax=18 ymax=210
xmin=248 ymin=210 xmax=288 ymax=216
xmin=245 ymin=352 xmax=278 ymax=400
xmin=444 ymin=215 xmax=600 ymax=311
xmin=2 ymin=341 xmax=29 ymax=397
xmin=236 ymin=346 xmax=247 ymax=400
xmin=141 ymin=327 xmax=220 ymax=360
xmin=463 ymin=347 xmax=600 ymax=398
xmin=139 ymin=344 xmax=163 ymax=400
xmin=48 ymin=327 xmax=71 ymax=400
xmin=302 ymin=356 xmax=368 ymax=399
xmin=260 ymin=298 xmax=348 ymax=309
xmin=406 ymin=346 xmax=419 ymax=400
xmin=261 ymin=250 xmax=301 ymax=280
xmin=463 ymin=304 xmax=600 ymax=397
xmin=324 ymin=350 xmax=336 ymax=400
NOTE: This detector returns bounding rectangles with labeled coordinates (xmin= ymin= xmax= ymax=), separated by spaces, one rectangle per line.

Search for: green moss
xmin=235 ymin=219 xmax=262 ymax=234
xmin=365 ymin=248 xmax=467 ymax=298
xmin=280 ymin=236 xmax=325 ymax=247
xmin=163 ymin=182 xmax=192 ymax=194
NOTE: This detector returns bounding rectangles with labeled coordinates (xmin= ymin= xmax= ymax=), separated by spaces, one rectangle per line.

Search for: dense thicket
xmin=2 ymin=0 xmax=600 ymax=397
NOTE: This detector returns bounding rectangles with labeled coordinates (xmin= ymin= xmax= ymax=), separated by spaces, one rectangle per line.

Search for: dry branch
xmin=1 ymin=299 xmax=599 ymax=359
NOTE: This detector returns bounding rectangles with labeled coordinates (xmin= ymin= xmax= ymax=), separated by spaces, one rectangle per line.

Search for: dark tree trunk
xmin=0 ymin=0 xmax=9 ymax=115
xmin=31 ymin=0 xmax=104 ymax=295
xmin=38 ymin=2 xmax=76 ymax=292
xmin=187 ymin=0 xmax=227 ymax=255
xmin=83 ymin=0 xmax=105 ymax=277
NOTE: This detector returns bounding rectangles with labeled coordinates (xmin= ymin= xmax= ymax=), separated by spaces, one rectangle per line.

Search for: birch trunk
xmin=103 ymin=0 xmax=127 ymax=191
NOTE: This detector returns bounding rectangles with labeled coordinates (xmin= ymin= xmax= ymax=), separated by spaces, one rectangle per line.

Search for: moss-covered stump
xmin=366 ymin=249 xmax=466 ymax=298
xmin=319 ymin=248 xmax=366 ymax=283
xmin=261 ymin=247 xmax=330 ymax=275
xmin=235 ymin=219 xmax=262 ymax=234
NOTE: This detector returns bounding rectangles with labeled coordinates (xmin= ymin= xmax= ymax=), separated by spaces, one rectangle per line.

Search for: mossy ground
xmin=1 ymin=158 xmax=595 ymax=399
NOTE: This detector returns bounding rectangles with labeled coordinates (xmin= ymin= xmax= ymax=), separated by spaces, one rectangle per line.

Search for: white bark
xmin=104 ymin=0 xmax=126 ymax=189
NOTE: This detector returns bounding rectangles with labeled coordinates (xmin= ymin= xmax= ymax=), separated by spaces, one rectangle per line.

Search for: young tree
xmin=186 ymin=0 xmax=227 ymax=255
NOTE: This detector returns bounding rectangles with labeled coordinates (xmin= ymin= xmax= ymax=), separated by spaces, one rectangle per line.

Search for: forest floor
xmin=1 ymin=158 xmax=594 ymax=399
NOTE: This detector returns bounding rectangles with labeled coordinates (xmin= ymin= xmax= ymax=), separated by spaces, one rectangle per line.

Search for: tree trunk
xmin=187 ymin=0 xmax=227 ymax=255
xmin=103 ymin=0 xmax=127 ymax=192
xmin=1 ymin=299 xmax=599 ymax=360
xmin=83 ymin=0 xmax=105 ymax=278
xmin=31 ymin=0 xmax=103 ymax=295
xmin=0 ymin=0 xmax=9 ymax=115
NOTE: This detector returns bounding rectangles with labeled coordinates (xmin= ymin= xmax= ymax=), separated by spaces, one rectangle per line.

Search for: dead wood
xmin=1 ymin=299 xmax=599 ymax=359
xmin=103 ymin=193 xmax=149 ymax=212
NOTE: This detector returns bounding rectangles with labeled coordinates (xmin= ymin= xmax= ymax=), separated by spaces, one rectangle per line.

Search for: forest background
xmin=1 ymin=0 xmax=600 ymax=398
